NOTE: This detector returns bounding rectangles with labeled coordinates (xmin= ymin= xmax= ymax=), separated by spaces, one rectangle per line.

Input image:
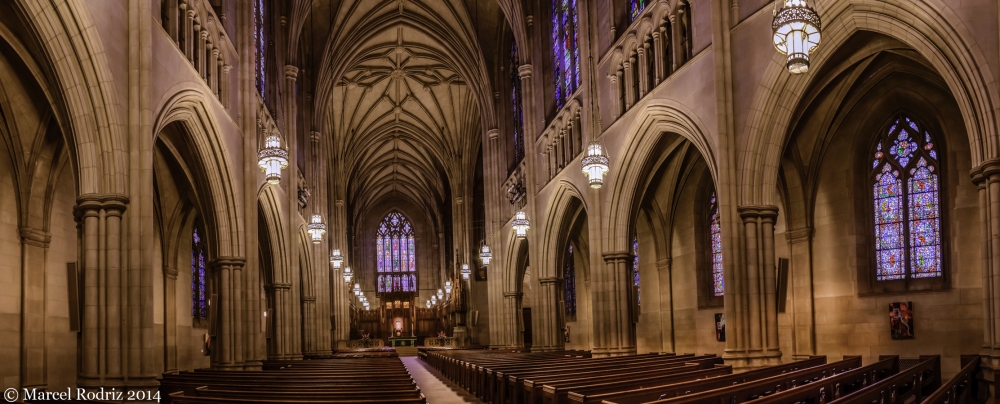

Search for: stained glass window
xmin=552 ymin=0 xmax=581 ymax=109
xmin=871 ymin=115 xmax=942 ymax=280
xmin=254 ymin=0 xmax=266 ymax=100
xmin=564 ymin=243 xmax=577 ymax=320
xmin=376 ymin=211 xmax=417 ymax=293
xmin=630 ymin=0 xmax=648 ymax=21
xmin=709 ymin=192 xmax=724 ymax=297
xmin=511 ymin=40 xmax=525 ymax=165
xmin=632 ymin=237 xmax=640 ymax=305
xmin=192 ymin=226 xmax=207 ymax=319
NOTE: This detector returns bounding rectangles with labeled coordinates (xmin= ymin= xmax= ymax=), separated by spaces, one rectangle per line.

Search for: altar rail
xmin=339 ymin=339 xmax=385 ymax=349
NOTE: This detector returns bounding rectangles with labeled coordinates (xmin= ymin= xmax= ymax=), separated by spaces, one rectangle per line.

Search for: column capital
xmin=284 ymin=65 xmax=299 ymax=80
xmin=974 ymin=159 xmax=1000 ymax=182
xmin=518 ymin=64 xmax=533 ymax=79
xmin=301 ymin=297 xmax=316 ymax=303
xmin=75 ymin=194 xmax=129 ymax=218
xmin=602 ymin=251 xmax=632 ymax=262
xmin=163 ymin=266 xmax=179 ymax=279
xmin=267 ymin=283 xmax=292 ymax=290
xmin=487 ymin=128 xmax=500 ymax=140
xmin=538 ymin=277 xmax=560 ymax=285
xmin=737 ymin=205 xmax=779 ymax=221
xmin=310 ymin=131 xmax=321 ymax=142
xmin=784 ymin=227 xmax=813 ymax=243
xmin=503 ymin=291 xmax=522 ymax=298
xmin=19 ymin=227 xmax=51 ymax=247
xmin=211 ymin=256 xmax=247 ymax=268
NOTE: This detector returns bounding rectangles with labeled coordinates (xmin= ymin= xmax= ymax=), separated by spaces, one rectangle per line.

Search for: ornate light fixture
xmin=437 ymin=289 xmax=444 ymax=300
xmin=343 ymin=266 xmax=353 ymax=283
xmin=426 ymin=299 xmax=431 ymax=308
xmin=445 ymin=281 xmax=453 ymax=294
xmin=257 ymin=134 xmax=289 ymax=184
xmin=353 ymin=283 xmax=361 ymax=296
xmin=582 ymin=141 xmax=610 ymax=188
xmin=460 ymin=263 xmax=472 ymax=280
xmin=479 ymin=244 xmax=492 ymax=266
xmin=307 ymin=214 xmax=327 ymax=243
xmin=512 ymin=211 xmax=530 ymax=240
xmin=330 ymin=249 xmax=343 ymax=269
xmin=772 ymin=0 xmax=822 ymax=74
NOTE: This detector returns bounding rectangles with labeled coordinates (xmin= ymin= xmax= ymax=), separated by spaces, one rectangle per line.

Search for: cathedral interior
xmin=0 ymin=0 xmax=996 ymax=402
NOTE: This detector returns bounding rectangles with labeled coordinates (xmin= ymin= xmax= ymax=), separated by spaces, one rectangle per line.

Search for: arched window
xmin=871 ymin=115 xmax=942 ymax=280
xmin=510 ymin=39 xmax=525 ymax=167
xmin=632 ymin=237 xmax=640 ymax=305
xmin=192 ymin=226 xmax=207 ymax=319
xmin=630 ymin=0 xmax=648 ymax=21
xmin=564 ymin=243 xmax=577 ymax=320
xmin=376 ymin=212 xmax=417 ymax=293
xmin=552 ymin=0 xmax=581 ymax=109
xmin=253 ymin=0 xmax=266 ymax=100
xmin=710 ymin=192 xmax=723 ymax=297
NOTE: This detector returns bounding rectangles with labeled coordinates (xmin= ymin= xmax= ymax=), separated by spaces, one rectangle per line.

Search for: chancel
xmin=0 ymin=0 xmax=995 ymax=403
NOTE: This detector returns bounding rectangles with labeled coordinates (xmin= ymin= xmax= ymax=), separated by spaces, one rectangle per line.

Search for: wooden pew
xmin=826 ymin=355 xmax=939 ymax=404
xmin=519 ymin=357 xmax=724 ymax=404
xmin=924 ymin=355 xmax=983 ymax=404
xmin=168 ymin=391 xmax=426 ymax=404
xmin=539 ymin=362 xmax=730 ymax=404
xmin=587 ymin=356 xmax=842 ymax=404
xmin=742 ymin=356 xmax=901 ymax=404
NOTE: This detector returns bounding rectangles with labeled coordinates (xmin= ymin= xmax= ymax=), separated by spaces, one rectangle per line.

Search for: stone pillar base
xmin=723 ymin=350 xmax=783 ymax=372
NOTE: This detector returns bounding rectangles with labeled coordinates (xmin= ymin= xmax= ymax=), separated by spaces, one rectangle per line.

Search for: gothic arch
xmin=257 ymin=186 xmax=289 ymax=288
xmin=153 ymin=89 xmax=244 ymax=260
xmin=540 ymin=182 xmax=588 ymax=280
xmin=740 ymin=0 xmax=999 ymax=206
xmin=604 ymin=103 xmax=715 ymax=252
xmin=4 ymin=0 xmax=127 ymax=196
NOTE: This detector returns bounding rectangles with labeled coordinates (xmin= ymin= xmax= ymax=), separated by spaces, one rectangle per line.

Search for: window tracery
xmin=553 ymin=0 xmax=581 ymax=109
xmin=377 ymin=212 xmax=418 ymax=293
xmin=192 ymin=225 xmax=207 ymax=319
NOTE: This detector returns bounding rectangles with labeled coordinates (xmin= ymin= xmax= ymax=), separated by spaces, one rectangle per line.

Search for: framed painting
xmin=889 ymin=302 xmax=914 ymax=339
xmin=715 ymin=313 xmax=726 ymax=342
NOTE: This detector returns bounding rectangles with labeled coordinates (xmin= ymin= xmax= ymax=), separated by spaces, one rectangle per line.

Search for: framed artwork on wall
xmin=889 ymin=302 xmax=914 ymax=339
xmin=715 ymin=313 xmax=726 ymax=342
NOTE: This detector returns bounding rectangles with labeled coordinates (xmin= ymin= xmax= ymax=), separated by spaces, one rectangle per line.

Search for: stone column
xmin=654 ymin=258 xmax=674 ymax=353
xmin=536 ymin=277 xmax=561 ymax=351
xmin=76 ymin=199 xmax=100 ymax=387
xmin=651 ymin=31 xmax=664 ymax=84
xmin=504 ymin=292 xmax=522 ymax=348
xmin=594 ymin=252 xmax=636 ymax=357
xmin=623 ymin=59 xmax=635 ymax=110
xmin=637 ymin=44 xmax=649 ymax=98
xmin=725 ymin=206 xmax=782 ymax=369
xmin=183 ymin=7 xmax=195 ymax=60
xmin=213 ymin=257 xmax=247 ymax=369
xmin=671 ymin=15 xmax=681 ymax=71
xmin=103 ymin=201 xmax=125 ymax=386
xmin=19 ymin=227 xmax=50 ymax=389
xmin=974 ymin=161 xmax=1000 ymax=390
xmin=785 ymin=227 xmax=815 ymax=359
xmin=163 ymin=266 xmax=178 ymax=373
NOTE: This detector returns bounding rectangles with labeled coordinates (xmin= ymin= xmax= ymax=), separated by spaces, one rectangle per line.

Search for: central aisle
xmin=400 ymin=356 xmax=484 ymax=403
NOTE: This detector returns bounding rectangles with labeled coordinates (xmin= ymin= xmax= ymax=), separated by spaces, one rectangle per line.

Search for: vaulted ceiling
xmin=297 ymin=0 xmax=510 ymax=236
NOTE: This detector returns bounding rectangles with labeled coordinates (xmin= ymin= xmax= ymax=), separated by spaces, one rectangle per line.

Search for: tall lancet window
xmin=376 ymin=212 xmax=418 ymax=293
xmin=564 ymin=243 xmax=577 ymax=320
xmin=871 ymin=115 xmax=942 ymax=280
xmin=552 ymin=0 xmax=581 ymax=109
xmin=709 ymin=192 xmax=724 ymax=296
xmin=253 ymin=0 xmax=266 ymax=99
xmin=192 ymin=226 xmax=207 ymax=319
xmin=511 ymin=40 xmax=525 ymax=166
xmin=632 ymin=237 xmax=640 ymax=305
xmin=630 ymin=0 xmax=648 ymax=21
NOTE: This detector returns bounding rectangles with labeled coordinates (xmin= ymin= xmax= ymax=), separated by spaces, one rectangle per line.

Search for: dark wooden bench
xmin=168 ymin=391 xmax=426 ymax=404
xmin=537 ymin=361 xmax=729 ymax=404
xmin=826 ymin=355 xmax=939 ymax=404
xmin=924 ymin=355 xmax=984 ymax=404
xmin=741 ymin=356 xmax=901 ymax=404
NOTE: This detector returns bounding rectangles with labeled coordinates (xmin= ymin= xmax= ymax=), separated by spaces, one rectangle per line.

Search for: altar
xmin=388 ymin=336 xmax=417 ymax=347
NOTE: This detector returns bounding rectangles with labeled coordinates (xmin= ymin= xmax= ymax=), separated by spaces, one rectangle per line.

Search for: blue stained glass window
xmin=376 ymin=211 xmax=417 ymax=293
xmin=511 ymin=41 xmax=525 ymax=165
xmin=632 ymin=237 xmax=640 ymax=306
xmin=192 ymin=226 xmax=207 ymax=319
xmin=710 ymin=192 xmax=724 ymax=296
xmin=564 ymin=243 xmax=576 ymax=320
xmin=871 ymin=115 xmax=942 ymax=281
xmin=553 ymin=0 xmax=580 ymax=109
xmin=253 ymin=0 xmax=266 ymax=100
xmin=630 ymin=0 xmax=648 ymax=21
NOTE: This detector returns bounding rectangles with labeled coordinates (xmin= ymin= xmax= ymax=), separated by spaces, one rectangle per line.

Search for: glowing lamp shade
xmin=582 ymin=142 xmax=610 ymax=188
xmin=772 ymin=0 xmax=821 ymax=74
xmin=461 ymin=263 xmax=472 ymax=280
xmin=257 ymin=135 xmax=289 ymax=184
xmin=307 ymin=214 xmax=326 ymax=243
xmin=353 ymin=283 xmax=361 ymax=296
xmin=437 ymin=289 xmax=444 ymax=300
xmin=330 ymin=249 xmax=343 ymax=269
xmin=445 ymin=281 xmax=453 ymax=294
xmin=512 ymin=211 xmax=530 ymax=239
xmin=479 ymin=245 xmax=493 ymax=265
xmin=426 ymin=300 xmax=431 ymax=308
xmin=343 ymin=266 xmax=353 ymax=283
xmin=431 ymin=295 xmax=437 ymax=304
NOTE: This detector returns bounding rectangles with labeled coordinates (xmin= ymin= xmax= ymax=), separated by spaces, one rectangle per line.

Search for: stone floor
xmin=401 ymin=356 xmax=483 ymax=403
